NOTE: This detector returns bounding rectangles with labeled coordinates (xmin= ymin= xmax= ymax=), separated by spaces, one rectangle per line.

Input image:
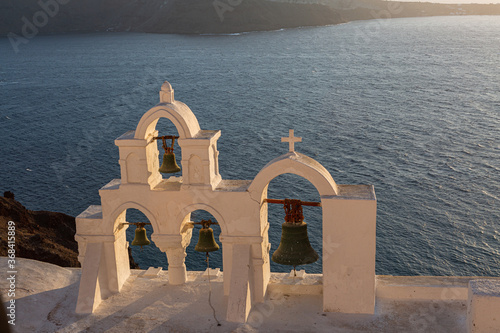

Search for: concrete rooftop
xmin=1 ymin=257 xmax=486 ymax=332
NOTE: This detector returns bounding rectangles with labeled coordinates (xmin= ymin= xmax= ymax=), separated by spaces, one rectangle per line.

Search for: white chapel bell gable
xmin=75 ymin=81 xmax=377 ymax=322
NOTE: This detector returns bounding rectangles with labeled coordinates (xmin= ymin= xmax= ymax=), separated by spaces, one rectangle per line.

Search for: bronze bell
xmin=131 ymin=224 xmax=151 ymax=248
xmin=158 ymin=136 xmax=181 ymax=174
xmin=272 ymin=221 xmax=319 ymax=266
xmin=159 ymin=151 xmax=181 ymax=174
xmin=195 ymin=227 xmax=220 ymax=253
xmin=271 ymin=199 xmax=319 ymax=268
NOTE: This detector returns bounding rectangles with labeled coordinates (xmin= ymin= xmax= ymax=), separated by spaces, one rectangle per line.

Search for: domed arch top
xmin=135 ymin=81 xmax=201 ymax=140
xmin=135 ymin=101 xmax=201 ymax=140
xmin=248 ymin=152 xmax=338 ymax=201
xmin=176 ymin=203 xmax=228 ymax=237
xmin=109 ymin=201 xmax=159 ymax=235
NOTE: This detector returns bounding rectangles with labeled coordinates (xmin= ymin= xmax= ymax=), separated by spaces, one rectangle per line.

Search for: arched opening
xmin=134 ymin=100 xmax=201 ymax=141
xmin=155 ymin=117 xmax=182 ymax=178
xmin=184 ymin=209 xmax=223 ymax=272
xmin=124 ymin=208 xmax=168 ymax=269
xmin=267 ymin=174 xmax=323 ymax=273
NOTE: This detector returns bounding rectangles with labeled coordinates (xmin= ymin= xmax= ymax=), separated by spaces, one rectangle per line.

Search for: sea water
xmin=1 ymin=16 xmax=499 ymax=276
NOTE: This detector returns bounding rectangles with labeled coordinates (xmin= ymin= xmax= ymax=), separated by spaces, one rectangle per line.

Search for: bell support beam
xmin=152 ymin=135 xmax=179 ymax=140
xmin=264 ymin=198 xmax=321 ymax=207
xmin=121 ymin=222 xmax=151 ymax=226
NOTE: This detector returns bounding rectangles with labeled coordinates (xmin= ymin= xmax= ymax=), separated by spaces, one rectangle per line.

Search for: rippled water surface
xmin=1 ymin=16 xmax=499 ymax=275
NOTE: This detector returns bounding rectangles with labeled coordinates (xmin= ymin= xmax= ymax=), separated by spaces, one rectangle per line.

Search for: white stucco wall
xmin=74 ymin=81 xmax=378 ymax=321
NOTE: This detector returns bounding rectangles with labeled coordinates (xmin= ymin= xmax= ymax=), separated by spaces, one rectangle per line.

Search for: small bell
xmin=195 ymin=222 xmax=220 ymax=253
xmin=158 ymin=136 xmax=181 ymax=174
xmin=159 ymin=151 xmax=181 ymax=174
xmin=131 ymin=224 xmax=150 ymax=249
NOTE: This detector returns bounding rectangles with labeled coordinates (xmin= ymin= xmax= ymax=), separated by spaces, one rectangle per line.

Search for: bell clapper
xmin=293 ymin=265 xmax=297 ymax=277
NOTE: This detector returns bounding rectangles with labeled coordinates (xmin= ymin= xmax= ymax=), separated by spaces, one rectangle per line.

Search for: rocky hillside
xmin=0 ymin=192 xmax=138 ymax=269
xmin=1 ymin=0 xmax=344 ymax=36
xmin=139 ymin=0 xmax=345 ymax=33
xmin=1 ymin=0 xmax=499 ymax=35
xmin=331 ymin=0 xmax=500 ymax=21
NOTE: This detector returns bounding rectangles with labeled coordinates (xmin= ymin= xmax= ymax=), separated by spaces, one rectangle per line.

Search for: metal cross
xmin=281 ymin=129 xmax=302 ymax=153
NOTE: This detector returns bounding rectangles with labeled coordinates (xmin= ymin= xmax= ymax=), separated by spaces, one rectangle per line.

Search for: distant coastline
xmin=1 ymin=0 xmax=500 ymax=37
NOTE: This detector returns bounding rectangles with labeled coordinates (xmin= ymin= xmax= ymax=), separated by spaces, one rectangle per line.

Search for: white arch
xmin=109 ymin=201 xmax=159 ymax=234
xmin=176 ymin=203 xmax=228 ymax=236
xmin=134 ymin=102 xmax=201 ymax=140
xmin=248 ymin=152 xmax=338 ymax=202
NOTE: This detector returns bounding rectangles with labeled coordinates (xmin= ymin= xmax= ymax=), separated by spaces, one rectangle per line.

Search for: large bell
xmin=272 ymin=221 xmax=319 ymax=266
xmin=159 ymin=151 xmax=181 ymax=174
xmin=131 ymin=225 xmax=151 ymax=248
xmin=195 ymin=227 xmax=220 ymax=253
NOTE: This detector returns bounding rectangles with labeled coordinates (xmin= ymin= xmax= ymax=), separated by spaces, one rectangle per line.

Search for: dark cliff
xmin=1 ymin=0 xmax=345 ymax=36
xmin=334 ymin=0 xmax=500 ymax=21
xmin=1 ymin=0 xmax=499 ymax=36
xmin=137 ymin=0 xmax=345 ymax=34
xmin=0 ymin=192 xmax=139 ymax=269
